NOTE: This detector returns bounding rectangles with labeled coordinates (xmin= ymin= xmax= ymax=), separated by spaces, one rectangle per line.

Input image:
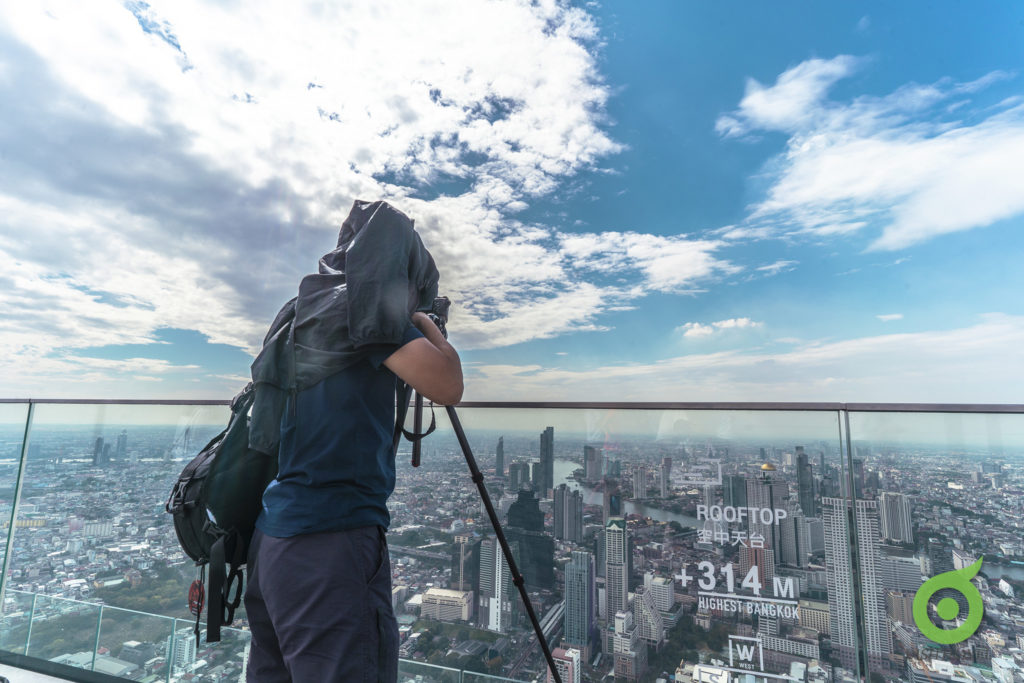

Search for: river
xmin=553 ymin=458 xmax=700 ymax=527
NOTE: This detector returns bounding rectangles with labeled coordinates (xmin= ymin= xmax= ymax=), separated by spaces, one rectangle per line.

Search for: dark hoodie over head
xmin=248 ymin=200 xmax=439 ymax=456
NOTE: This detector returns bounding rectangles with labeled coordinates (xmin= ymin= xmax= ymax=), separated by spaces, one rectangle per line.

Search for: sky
xmin=1 ymin=1 xmax=1023 ymax=404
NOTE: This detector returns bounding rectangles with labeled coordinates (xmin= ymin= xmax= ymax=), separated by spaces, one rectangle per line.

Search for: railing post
xmin=841 ymin=408 xmax=870 ymax=682
xmin=167 ymin=618 xmax=177 ymax=683
xmin=0 ymin=403 xmax=34 ymax=611
xmin=24 ymin=591 xmax=37 ymax=655
xmin=91 ymin=604 xmax=104 ymax=671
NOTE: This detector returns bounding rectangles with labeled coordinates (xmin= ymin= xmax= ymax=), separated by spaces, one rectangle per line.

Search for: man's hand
xmin=383 ymin=313 xmax=464 ymax=405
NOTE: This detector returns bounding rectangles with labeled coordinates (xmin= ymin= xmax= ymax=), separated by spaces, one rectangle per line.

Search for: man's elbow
xmin=434 ymin=378 xmax=464 ymax=406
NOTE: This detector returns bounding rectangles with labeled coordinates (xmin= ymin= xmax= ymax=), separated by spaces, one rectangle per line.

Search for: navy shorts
xmin=244 ymin=526 xmax=398 ymax=682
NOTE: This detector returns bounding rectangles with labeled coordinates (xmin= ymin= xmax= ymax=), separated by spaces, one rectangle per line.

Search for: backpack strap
xmin=206 ymin=536 xmax=227 ymax=643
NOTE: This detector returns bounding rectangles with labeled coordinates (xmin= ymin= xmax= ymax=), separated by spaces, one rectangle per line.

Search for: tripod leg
xmin=445 ymin=405 xmax=563 ymax=683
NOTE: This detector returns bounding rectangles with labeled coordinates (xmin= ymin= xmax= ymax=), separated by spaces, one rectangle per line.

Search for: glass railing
xmin=0 ymin=399 xmax=1020 ymax=683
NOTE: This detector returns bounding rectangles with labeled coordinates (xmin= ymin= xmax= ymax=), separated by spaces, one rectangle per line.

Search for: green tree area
xmin=646 ymin=615 xmax=731 ymax=677
xmin=93 ymin=563 xmax=196 ymax=621
xmin=410 ymin=619 xmax=504 ymax=675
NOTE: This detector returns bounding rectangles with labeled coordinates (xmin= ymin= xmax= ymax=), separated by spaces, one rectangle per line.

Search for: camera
xmin=427 ymin=296 xmax=450 ymax=338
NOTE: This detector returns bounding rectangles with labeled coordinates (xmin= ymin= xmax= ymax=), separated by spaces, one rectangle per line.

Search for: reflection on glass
xmin=25 ymin=593 xmax=101 ymax=667
xmin=848 ymin=412 xmax=1024 ymax=683
xmin=393 ymin=408 xmax=855 ymax=683
xmin=0 ymin=403 xmax=30 ymax=587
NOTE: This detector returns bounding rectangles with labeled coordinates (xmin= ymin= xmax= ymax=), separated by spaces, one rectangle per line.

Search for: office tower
xmin=780 ymin=505 xmax=807 ymax=567
xmin=505 ymin=489 xmax=554 ymax=589
xmin=584 ymin=445 xmax=603 ymax=482
xmin=531 ymin=461 xmax=543 ymax=491
xmin=659 ymin=457 xmax=672 ymax=498
xmin=115 ymin=429 xmax=127 ymax=461
xmin=797 ymin=450 xmax=816 ymax=516
xmin=564 ymin=550 xmax=597 ymax=660
xmin=608 ymin=459 xmax=621 ymax=478
xmin=879 ymin=492 xmax=914 ymax=544
xmin=540 ymin=426 xmax=555 ymax=495
xmin=169 ymin=627 xmax=197 ymax=672
xmin=760 ymin=447 xmax=767 ymax=460
xmin=632 ymin=584 xmax=665 ymax=645
xmin=479 ymin=537 xmax=520 ymax=633
xmin=451 ymin=533 xmax=481 ymax=599
xmin=549 ymin=647 xmax=582 ymax=683
xmin=724 ymin=474 xmax=747 ymax=509
xmin=852 ymin=458 xmax=865 ymax=498
xmin=605 ymin=518 xmax=629 ymax=621
xmin=554 ymin=484 xmax=584 ymax=544
xmin=632 ymin=465 xmax=646 ymax=499
xmin=824 ymin=497 xmax=891 ymax=671
xmin=644 ymin=573 xmax=675 ymax=614
xmin=746 ymin=470 xmax=789 ymax=559
xmin=93 ymin=437 xmax=104 ymax=467
xmin=602 ymin=482 xmax=622 ymax=524
xmin=612 ymin=610 xmax=646 ymax=682
xmin=881 ymin=548 xmax=924 ymax=593
xmin=594 ymin=528 xmax=606 ymax=578
xmin=495 ymin=436 xmax=504 ymax=476
xmin=508 ymin=461 xmax=528 ymax=491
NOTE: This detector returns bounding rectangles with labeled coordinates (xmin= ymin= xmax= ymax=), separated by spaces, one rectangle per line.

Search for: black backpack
xmin=165 ymin=383 xmax=278 ymax=642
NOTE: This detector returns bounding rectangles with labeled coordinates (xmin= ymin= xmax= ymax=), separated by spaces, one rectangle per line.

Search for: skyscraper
xmin=632 ymin=465 xmax=646 ymax=499
xmin=451 ymin=533 xmax=481 ymax=599
xmin=554 ymin=484 xmax=583 ymax=544
xmin=506 ymin=490 xmax=554 ymax=589
xmin=549 ymin=647 xmax=582 ymax=683
xmin=508 ymin=461 xmax=529 ymax=491
xmin=584 ymin=445 xmax=603 ymax=482
xmin=495 ymin=436 xmax=504 ymax=476
xmin=92 ymin=437 xmax=104 ymax=467
xmin=824 ymin=497 xmax=891 ymax=671
xmin=479 ymin=537 xmax=519 ymax=633
xmin=632 ymin=584 xmax=665 ymax=645
xmin=540 ymin=426 xmax=555 ymax=495
xmin=564 ymin=550 xmax=597 ymax=660
xmin=879 ymin=492 xmax=914 ymax=544
xmin=796 ymin=449 xmax=816 ymax=516
xmin=746 ymin=469 xmax=789 ymax=559
xmin=603 ymin=482 xmax=621 ymax=524
xmin=115 ymin=429 xmax=127 ymax=461
xmin=659 ymin=458 xmax=671 ymax=498
xmin=724 ymin=474 xmax=747 ymax=508
xmin=605 ymin=518 xmax=629 ymax=623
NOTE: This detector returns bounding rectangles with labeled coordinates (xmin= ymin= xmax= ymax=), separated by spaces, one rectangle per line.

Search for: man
xmin=244 ymin=201 xmax=463 ymax=682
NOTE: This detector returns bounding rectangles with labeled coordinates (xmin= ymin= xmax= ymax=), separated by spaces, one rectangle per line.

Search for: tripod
xmin=395 ymin=386 xmax=563 ymax=683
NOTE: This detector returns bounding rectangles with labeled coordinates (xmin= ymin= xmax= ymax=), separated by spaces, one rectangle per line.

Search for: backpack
xmin=165 ymin=382 xmax=278 ymax=642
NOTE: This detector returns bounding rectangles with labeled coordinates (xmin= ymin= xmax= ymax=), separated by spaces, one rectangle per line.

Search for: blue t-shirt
xmin=256 ymin=324 xmax=424 ymax=537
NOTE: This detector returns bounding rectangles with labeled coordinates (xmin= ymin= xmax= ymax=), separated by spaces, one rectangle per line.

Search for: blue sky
xmin=1 ymin=1 xmax=1023 ymax=402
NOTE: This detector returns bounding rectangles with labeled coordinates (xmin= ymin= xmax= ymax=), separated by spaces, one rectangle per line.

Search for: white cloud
xmin=756 ymin=260 xmax=798 ymax=276
xmin=718 ymin=55 xmax=1024 ymax=250
xmin=467 ymin=314 xmax=1024 ymax=403
xmin=877 ymin=313 xmax=903 ymax=322
xmin=677 ymin=318 xmax=763 ymax=338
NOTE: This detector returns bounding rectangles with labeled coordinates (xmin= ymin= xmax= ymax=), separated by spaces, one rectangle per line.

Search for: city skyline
xmin=2 ymin=2 xmax=1024 ymax=403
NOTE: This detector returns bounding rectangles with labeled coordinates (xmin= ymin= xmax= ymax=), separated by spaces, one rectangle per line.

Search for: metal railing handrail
xmin=2 ymin=398 xmax=1023 ymax=413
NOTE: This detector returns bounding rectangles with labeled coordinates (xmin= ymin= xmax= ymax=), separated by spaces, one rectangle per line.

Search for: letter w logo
xmin=736 ymin=645 xmax=756 ymax=662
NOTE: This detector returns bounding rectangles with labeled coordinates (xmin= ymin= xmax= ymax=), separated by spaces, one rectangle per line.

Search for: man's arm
xmin=383 ymin=312 xmax=464 ymax=405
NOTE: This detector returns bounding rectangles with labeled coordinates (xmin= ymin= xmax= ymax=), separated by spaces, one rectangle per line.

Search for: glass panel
xmin=397 ymin=657 xmax=462 ymax=682
xmin=394 ymin=407 xmax=856 ymax=683
xmin=463 ymin=672 xmax=531 ymax=682
xmin=193 ymin=624 xmax=251 ymax=681
xmin=0 ymin=403 xmax=30 ymax=584
xmin=25 ymin=593 xmax=101 ymax=667
xmin=95 ymin=605 xmax=175 ymax=680
xmin=4 ymin=402 xmax=231 ymax=627
xmin=0 ymin=589 xmax=35 ymax=655
xmin=848 ymin=410 xmax=1024 ymax=683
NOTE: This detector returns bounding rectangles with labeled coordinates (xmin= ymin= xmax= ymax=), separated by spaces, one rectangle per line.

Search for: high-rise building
xmin=554 ymin=484 xmax=583 ymax=544
xmin=632 ymin=584 xmax=665 ymax=646
xmin=451 ymin=533 xmax=481 ymax=598
xmin=169 ymin=627 xmax=197 ymax=672
xmin=632 ymin=465 xmax=646 ymax=499
xmin=549 ymin=647 xmax=582 ymax=683
xmin=879 ymin=492 xmax=914 ymax=544
xmin=796 ymin=449 xmax=816 ymax=516
xmin=115 ymin=429 xmax=127 ymax=461
xmin=746 ymin=470 xmax=789 ymax=559
xmin=824 ymin=497 xmax=891 ymax=671
xmin=92 ymin=437 xmax=105 ymax=467
xmin=584 ymin=445 xmax=603 ymax=482
xmin=506 ymin=489 xmax=554 ymax=589
xmin=531 ymin=460 xmax=543 ymax=491
xmin=508 ymin=461 xmax=529 ymax=491
xmin=724 ymin=474 xmax=747 ymax=509
xmin=564 ymin=550 xmax=597 ymax=661
xmin=612 ymin=610 xmax=646 ymax=682
xmin=495 ymin=436 xmax=504 ymax=476
xmin=540 ymin=426 xmax=555 ymax=495
xmin=659 ymin=458 xmax=672 ymax=498
xmin=644 ymin=573 xmax=675 ymax=614
xmin=422 ymin=588 xmax=474 ymax=622
xmin=479 ymin=537 xmax=519 ymax=633
xmin=602 ymin=482 xmax=621 ymax=524
xmin=780 ymin=505 xmax=808 ymax=568
xmin=605 ymin=518 xmax=629 ymax=622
